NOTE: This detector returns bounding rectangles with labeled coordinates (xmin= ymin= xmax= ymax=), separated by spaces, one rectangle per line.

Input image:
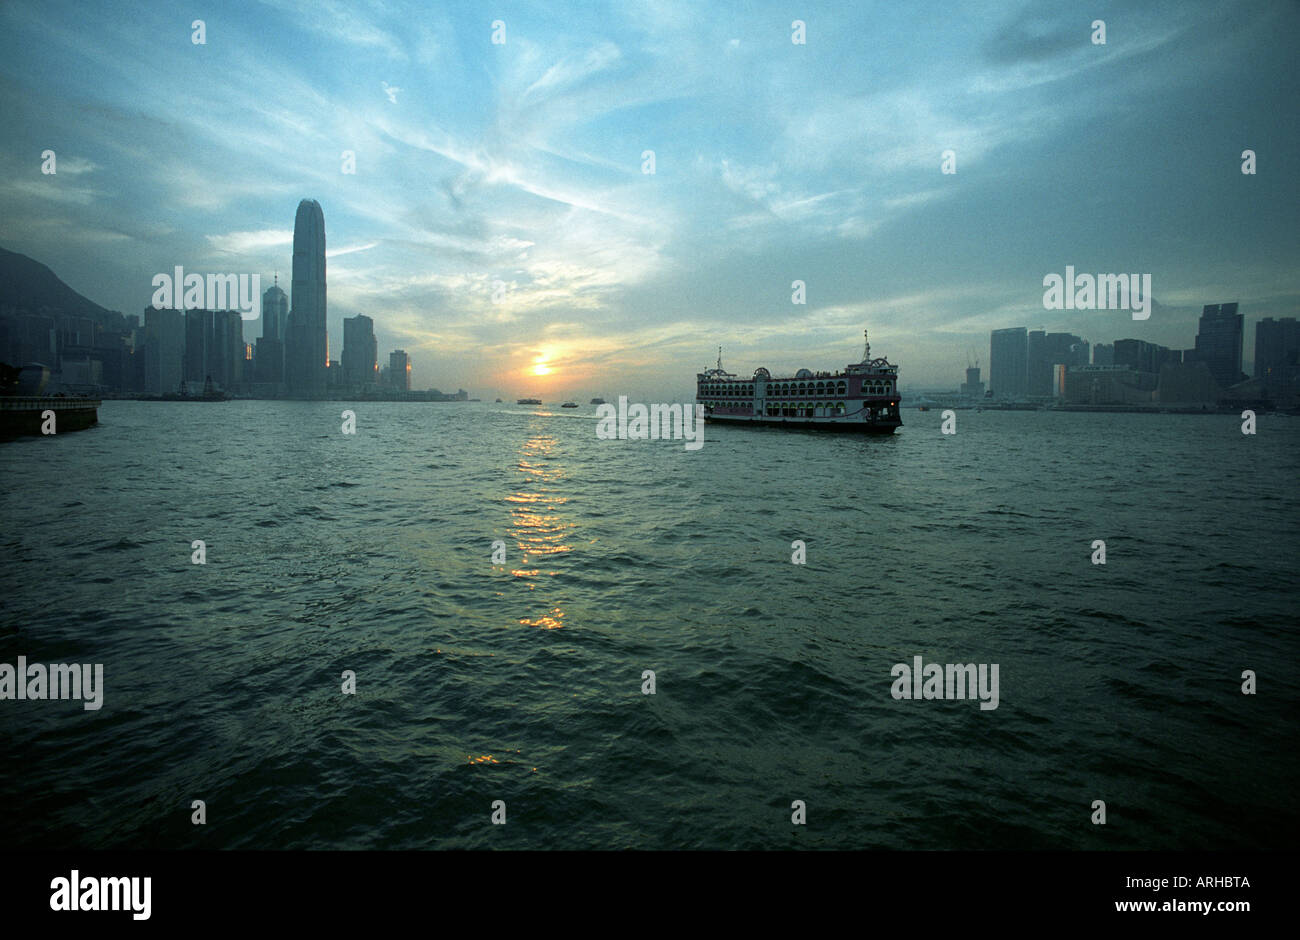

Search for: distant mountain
xmin=0 ymin=245 xmax=122 ymax=328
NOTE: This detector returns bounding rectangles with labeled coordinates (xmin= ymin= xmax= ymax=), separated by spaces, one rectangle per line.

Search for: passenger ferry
xmin=696 ymin=330 xmax=901 ymax=433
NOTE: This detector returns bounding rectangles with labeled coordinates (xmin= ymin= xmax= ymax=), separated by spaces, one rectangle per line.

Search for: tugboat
xmin=696 ymin=330 xmax=901 ymax=433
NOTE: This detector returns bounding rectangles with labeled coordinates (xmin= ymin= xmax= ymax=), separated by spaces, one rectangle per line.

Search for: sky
xmin=0 ymin=0 xmax=1297 ymax=398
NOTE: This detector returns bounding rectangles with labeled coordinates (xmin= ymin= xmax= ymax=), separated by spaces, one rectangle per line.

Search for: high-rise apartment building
xmin=342 ymin=315 xmax=377 ymax=388
xmin=990 ymin=328 xmax=1028 ymax=399
xmin=142 ymin=306 xmax=184 ymax=395
xmin=389 ymin=349 xmax=411 ymax=392
xmin=1193 ymin=302 xmax=1244 ymax=389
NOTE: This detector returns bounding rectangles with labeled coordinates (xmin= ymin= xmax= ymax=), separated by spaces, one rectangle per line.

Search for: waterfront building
xmin=342 ymin=315 xmax=378 ymax=388
xmin=285 ymin=199 xmax=327 ymax=397
xmin=183 ymin=308 xmax=212 ymax=387
xmin=1254 ymin=317 xmax=1299 ymax=402
xmin=142 ymin=305 xmax=183 ymax=395
xmin=262 ymin=277 xmax=288 ymax=342
xmin=389 ymin=349 xmax=411 ymax=392
xmin=1114 ymin=338 xmax=1180 ymax=376
xmin=1192 ymin=302 xmax=1244 ymax=389
xmin=990 ymin=327 xmax=1028 ymax=399
xmin=1028 ymin=331 xmax=1087 ymax=396
xmin=960 ymin=366 xmax=985 ymax=399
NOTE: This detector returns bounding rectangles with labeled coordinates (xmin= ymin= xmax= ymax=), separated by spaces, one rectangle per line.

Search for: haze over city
xmin=1 ymin=0 xmax=1297 ymax=398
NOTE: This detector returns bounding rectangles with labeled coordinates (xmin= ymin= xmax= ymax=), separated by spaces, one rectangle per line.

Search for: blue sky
xmin=0 ymin=0 xmax=1296 ymax=396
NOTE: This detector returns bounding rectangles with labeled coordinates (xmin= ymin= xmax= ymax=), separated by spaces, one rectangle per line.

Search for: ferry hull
xmin=705 ymin=414 xmax=901 ymax=433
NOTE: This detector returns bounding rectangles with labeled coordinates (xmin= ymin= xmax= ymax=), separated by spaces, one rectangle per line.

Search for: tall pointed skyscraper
xmin=286 ymin=199 xmax=327 ymax=396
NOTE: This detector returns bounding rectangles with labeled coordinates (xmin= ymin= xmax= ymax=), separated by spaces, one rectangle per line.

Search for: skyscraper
xmin=990 ymin=327 xmax=1028 ymax=399
xmin=1026 ymin=330 xmax=1047 ymax=396
xmin=342 ymin=315 xmax=377 ymax=387
xmin=1255 ymin=316 xmax=1300 ymax=403
xmin=1255 ymin=317 xmax=1299 ymax=380
xmin=254 ymin=277 xmax=288 ymax=388
xmin=1113 ymin=338 xmax=1180 ymax=375
xmin=183 ymin=308 xmax=213 ymax=388
xmin=262 ymin=277 xmax=288 ymax=342
xmin=1193 ymin=302 xmax=1244 ymax=389
xmin=285 ymin=199 xmax=327 ymax=397
xmin=1026 ymin=331 xmax=1086 ymax=397
xmin=389 ymin=349 xmax=411 ymax=392
xmin=212 ymin=309 xmax=243 ymax=393
xmin=142 ymin=306 xmax=183 ymax=395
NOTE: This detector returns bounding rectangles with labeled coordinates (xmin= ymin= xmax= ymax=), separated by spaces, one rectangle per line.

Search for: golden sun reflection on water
xmin=518 ymin=607 xmax=565 ymax=630
xmin=507 ymin=432 xmax=576 ymax=629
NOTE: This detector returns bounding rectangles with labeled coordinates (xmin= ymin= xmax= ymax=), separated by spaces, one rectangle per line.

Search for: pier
xmin=0 ymin=396 xmax=100 ymax=437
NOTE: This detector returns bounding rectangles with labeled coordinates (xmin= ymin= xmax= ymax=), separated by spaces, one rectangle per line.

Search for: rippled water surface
xmin=1 ymin=401 xmax=1297 ymax=849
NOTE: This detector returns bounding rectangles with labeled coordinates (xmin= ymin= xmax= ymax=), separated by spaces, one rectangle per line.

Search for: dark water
xmin=1 ymin=401 xmax=1297 ymax=849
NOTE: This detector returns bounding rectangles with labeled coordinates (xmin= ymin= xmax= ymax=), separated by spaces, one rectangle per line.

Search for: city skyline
xmin=0 ymin=1 xmax=1297 ymax=399
xmin=980 ymin=302 xmax=1268 ymax=405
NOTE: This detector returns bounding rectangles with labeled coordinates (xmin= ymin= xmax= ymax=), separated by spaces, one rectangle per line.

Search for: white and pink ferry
xmin=696 ymin=330 xmax=901 ymax=433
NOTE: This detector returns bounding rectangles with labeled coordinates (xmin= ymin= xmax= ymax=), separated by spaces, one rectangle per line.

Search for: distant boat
xmin=516 ymin=398 xmax=541 ymax=405
xmin=495 ymin=398 xmax=502 ymax=403
xmin=561 ymin=401 xmax=578 ymax=408
xmin=589 ymin=397 xmax=606 ymax=405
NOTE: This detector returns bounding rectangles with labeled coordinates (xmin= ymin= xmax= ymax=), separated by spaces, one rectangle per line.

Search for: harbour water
xmin=1 ymin=401 xmax=1296 ymax=849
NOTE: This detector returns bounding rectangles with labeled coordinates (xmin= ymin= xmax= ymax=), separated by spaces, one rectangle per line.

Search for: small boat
xmin=495 ymin=398 xmax=502 ymax=403
xmin=561 ymin=401 xmax=578 ymax=408
xmin=516 ymin=398 xmax=541 ymax=405
xmin=589 ymin=397 xmax=606 ymax=405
